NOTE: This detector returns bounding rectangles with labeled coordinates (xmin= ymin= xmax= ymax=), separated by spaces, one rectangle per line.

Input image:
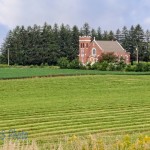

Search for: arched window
xmin=83 ymin=43 xmax=85 ymax=48
xmin=92 ymin=48 xmax=96 ymax=56
xmin=86 ymin=43 xmax=88 ymax=48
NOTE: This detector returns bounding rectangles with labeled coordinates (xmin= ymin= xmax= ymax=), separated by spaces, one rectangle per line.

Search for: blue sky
xmin=1 ymin=0 xmax=150 ymax=46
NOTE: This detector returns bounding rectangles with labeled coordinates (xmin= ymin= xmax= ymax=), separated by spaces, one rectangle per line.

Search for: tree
xmin=97 ymin=27 xmax=102 ymax=40
xmin=121 ymin=26 xmax=129 ymax=49
xmin=91 ymin=28 xmax=97 ymax=40
xmin=134 ymin=24 xmax=145 ymax=62
xmin=115 ymin=29 xmax=121 ymax=41
xmin=103 ymin=31 xmax=109 ymax=40
xmin=82 ymin=23 xmax=91 ymax=36
xmin=108 ymin=30 xmax=115 ymax=40
xmin=70 ymin=25 xmax=79 ymax=60
xmin=144 ymin=30 xmax=150 ymax=61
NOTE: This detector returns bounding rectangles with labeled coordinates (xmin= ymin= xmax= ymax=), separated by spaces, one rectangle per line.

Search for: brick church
xmin=79 ymin=36 xmax=130 ymax=65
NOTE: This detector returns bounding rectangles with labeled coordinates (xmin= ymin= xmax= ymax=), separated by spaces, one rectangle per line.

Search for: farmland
xmin=0 ymin=67 xmax=150 ymax=79
xmin=0 ymin=74 xmax=150 ymax=146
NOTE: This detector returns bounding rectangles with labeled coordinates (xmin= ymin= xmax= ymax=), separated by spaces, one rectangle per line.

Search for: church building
xmin=79 ymin=36 xmax=130 ymax=65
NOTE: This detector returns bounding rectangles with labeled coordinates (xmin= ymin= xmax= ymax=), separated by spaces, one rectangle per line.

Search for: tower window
xmin=86 ymin=43 xmax=88 ymax=48
xmin=83 ymin=43 xmax=84 ymax=48
xmin=81 ymin=43 xmax=82 ymax=48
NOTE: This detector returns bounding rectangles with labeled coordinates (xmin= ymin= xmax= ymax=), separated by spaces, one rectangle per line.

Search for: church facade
xmin=79 ymin=36 xmax=130 ymax=65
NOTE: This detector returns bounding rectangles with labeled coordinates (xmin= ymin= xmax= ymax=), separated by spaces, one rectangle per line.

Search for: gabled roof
xmin=95 ymin=40 xmax=126 ymax=53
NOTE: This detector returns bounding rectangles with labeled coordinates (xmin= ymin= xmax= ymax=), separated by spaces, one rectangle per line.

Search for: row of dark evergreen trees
xmin=0 ymin=23 xmax=150 ymax=65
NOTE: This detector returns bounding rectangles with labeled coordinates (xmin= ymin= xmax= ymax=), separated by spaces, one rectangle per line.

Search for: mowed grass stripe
xmin=1 ymin=104 xmax=150 ymax=119
xmin=1 ymin=106 xmax=150 ymax=120
xmin=4 ymin=119 xmax=150 ymax=135
xmin=0 ymin=106 xmax=150 ymax=122
xmin=29 ymin=124 xmax=150 ymax=138
xmin=0 ymin=110 xmax=150 ymax=128
xmin=0 ymin=108 xmax=150 ymax=124
xmin=1 ymin=119 xmax=150 ymax=134
xmin=1 ymin=114 xmax=150 ymax=134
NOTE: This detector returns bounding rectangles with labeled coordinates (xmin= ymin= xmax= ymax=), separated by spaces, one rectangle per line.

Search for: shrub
xmin=79 ymin=63 xmax=86 ymax=70
xmin=125 ymin=64 xmax=136 ymax=72
xmin=57 ymin=57 xmax=70 ymax=69
xmin=99 ymin=52 xmax=118 ymax=63
xmin=40 ymin=63 xmax=44 ymax=68
xmin=0 ymin=64 xmax=9 ymax=68
xmin=135 ymin=63 xmax=144 ymax=72
xmin=125 ymin=63 xmax=150 ymax=72
xmin=91 ymin=62 xmax=100 ymax=70
xmin=85 ymin=62 xmax=92 ymax=70
xmin=100 ymin=61 xmax=109 ymax=71
xmin=116 ymin=60 xmax=126 ymax=71
xmin=142 ymin=63 xmax=150 ymax=72
xmin=107 ymin=63 xmax=116 ymax=71
xmin=68 ymin=59 xmax=80 ymax=69
xmin=91 ymin=61 xmax=108 ymax=71
xmin=29 ymin=65 xmax=35 ymax=68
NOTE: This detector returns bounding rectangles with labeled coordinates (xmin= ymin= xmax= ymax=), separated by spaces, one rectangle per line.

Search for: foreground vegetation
xmin=0 ymin=75 xmax=150 ymax=147
xmin=1 ymin=134 xmax=150 ymax=149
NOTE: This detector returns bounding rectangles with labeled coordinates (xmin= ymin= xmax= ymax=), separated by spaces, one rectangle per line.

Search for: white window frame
xmin=92 ymin=48 xmax=96 ymax=56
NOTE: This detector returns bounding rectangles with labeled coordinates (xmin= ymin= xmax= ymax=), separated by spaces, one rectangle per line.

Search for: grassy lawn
xmin=0 ymin=75 xmax=150 ymax=145
xmin=0 ymin=67 xmax=150 ymax=79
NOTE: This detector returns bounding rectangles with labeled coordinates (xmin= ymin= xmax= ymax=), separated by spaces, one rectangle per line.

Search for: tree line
xmin=0 ymin=22 xmax=150 ymax=65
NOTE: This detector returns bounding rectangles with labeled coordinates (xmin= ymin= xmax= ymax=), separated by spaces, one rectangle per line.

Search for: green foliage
xmin=68 ymin=59 xmax=80 ymax=69
xmin=125 ymin=63 xmax=150 ymax=72
xmin=91 ymin=54 xmax=126 ymax=71
xmin=115 ymin=58 xmax=126 ymax=71
xmin=135 ymin=63 xmax=150 ymax=72
xmin=0 ymin=64 xmax=9 ymax=68
xmin=98 ymin=61 xmax=109 ymax=71
xmin=0 ymin=23 xmax=80 ymax=66
xmin=57 ymin=57 xmax=70 ymax=69
xmin=99 ymin=52 xmax=118 ymax=63
xmin=107 ymin=63 xmax=116 ymax=71
xmin=135 ymin=63 xmax=144 ymax=72
xmin=57 ymin=57 xmax=84 ymax=69
xmin=125 ymin=64 xmax=136 ymax=72
xmin=142 ymin=63 xmax=150 ymax=71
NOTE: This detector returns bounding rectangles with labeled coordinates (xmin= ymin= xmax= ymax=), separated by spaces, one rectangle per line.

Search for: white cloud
xmin=0 ymin=0 xmax=21 ymax=28
xmin=0 ymin=0 xmax=150 ymax=33
xmin=0 ymin=0 xmax=83 ymax=28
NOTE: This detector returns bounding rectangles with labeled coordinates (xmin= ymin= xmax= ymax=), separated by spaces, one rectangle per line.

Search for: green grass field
xmin=0 ymin=67 xmax=150 ymax=79
xmin=0 ymin=74 xmax=150 ymax=145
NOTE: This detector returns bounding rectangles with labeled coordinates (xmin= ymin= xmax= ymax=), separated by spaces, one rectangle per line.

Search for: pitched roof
xmin=95 ymin=40 xmax=126 ymax=53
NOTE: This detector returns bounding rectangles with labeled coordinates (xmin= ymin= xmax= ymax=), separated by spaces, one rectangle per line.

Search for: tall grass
xmin=1 ymin=134 xmax=150 ymax=150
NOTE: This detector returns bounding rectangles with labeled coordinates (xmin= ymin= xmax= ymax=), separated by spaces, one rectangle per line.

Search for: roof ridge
xmin=96 ymin=40 xmax=116 ymax=42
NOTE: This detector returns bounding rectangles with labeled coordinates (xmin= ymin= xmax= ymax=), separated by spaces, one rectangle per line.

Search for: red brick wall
xmin=79 ymin=36 xmax=91 ymax=64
